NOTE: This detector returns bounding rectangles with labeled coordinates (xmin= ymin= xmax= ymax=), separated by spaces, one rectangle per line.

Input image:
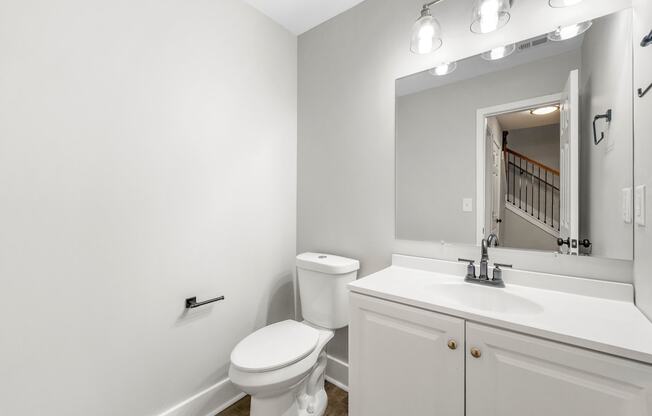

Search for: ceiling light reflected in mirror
xmin=531 ymin=105 xmax=560 ymax=115
xmin=548 ymin=21 xmax=593 ymax=41
xmin=429 ymin=61 xmax=458 ymax=76
xmin=481 ymin=43 xmax=516 ymax=60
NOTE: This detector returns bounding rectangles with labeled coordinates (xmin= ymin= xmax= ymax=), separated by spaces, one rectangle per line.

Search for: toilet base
xmin=248 ymin=349 xmax=329 ymax=416
xmin=250 ymin=384 xmax=327 ymax=416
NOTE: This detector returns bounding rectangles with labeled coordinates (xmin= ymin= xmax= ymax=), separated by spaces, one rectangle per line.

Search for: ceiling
xmin=240 ymin=0 xmax=367 ymax=35
xmin=496 ymin=109 xmax=560 ymax=130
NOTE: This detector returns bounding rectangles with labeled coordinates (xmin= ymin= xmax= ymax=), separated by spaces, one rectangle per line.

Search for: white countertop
xmin=348 ymin=256 xmax=652 ymax=365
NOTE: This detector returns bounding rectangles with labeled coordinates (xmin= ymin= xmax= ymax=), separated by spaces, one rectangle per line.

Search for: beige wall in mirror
xmin=396 ymin=9 xmax=634 ymax=261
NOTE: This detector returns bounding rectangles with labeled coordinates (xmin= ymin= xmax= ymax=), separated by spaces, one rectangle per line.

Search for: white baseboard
xmin=157 ymin=377 xmax=245 ymax=416
xmin=325 ymin=354 xmax=349 ymax=392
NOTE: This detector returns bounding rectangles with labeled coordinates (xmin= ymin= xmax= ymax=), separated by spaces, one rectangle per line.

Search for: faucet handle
xmin=492 ymin=263 xmax=512 ymax=282
xmin=458 ymin=258 xmax=476 ymax=280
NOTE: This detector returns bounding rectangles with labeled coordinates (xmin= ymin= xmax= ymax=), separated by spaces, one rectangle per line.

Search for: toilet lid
xmin=231 ymin=320 xmax=320 ymax=373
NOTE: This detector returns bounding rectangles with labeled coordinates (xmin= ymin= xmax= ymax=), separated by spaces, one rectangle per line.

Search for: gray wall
xmin=396 ymin=52 xmax=580 ymax=244
xmin=633 ymin=0 xmax=652 ymax=320
xmin=579 ymin=9 xmax=634 ymax=260
xmin=0 ymin=1 xmax=297 ymax=414
xmin=502 ymin=208 xmax=559 ymax=251
xmin=508 ymin=124 xmax=561 ymax=170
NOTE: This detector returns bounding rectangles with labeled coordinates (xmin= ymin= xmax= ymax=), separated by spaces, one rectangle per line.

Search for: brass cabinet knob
xmin=447 ymin=339 xmax=458 ymax=350
xmin=470 ymin=347 xmax=482 ymax=358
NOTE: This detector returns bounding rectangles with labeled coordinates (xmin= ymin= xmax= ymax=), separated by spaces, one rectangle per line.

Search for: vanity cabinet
xmin=349 ymin=293 xmax=652 ymax=416
xmin=348 ymin=293 xmax=465 ymax=416
xmin=466 ymin=322 xmax=652 ymax=416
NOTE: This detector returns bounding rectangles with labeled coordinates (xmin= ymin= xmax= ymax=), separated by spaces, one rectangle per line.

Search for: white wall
xmin=0 ymin=1 xmax=297 ymax=415
xmin=633 ymin=0 xmax=652 ymax=320
xmin=396 ymin=52 xmax=579 ymax=244
xmin=298 ymin=0 xmax=631 ymax=364
xmin=579 ymin=9 xmax=634 ymax=260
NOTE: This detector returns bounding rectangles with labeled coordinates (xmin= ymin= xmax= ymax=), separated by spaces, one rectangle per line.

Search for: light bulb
xmin=560 ymin=24 xmax=581 ymax=39
xmin=491 ymin=46 xmax=506 ymax=59
xmin=479 ymin=0 xmax=500 ymax=33
xmin=418 ymin=24 xmax=435 ymax=39
xmin=418 ymin=37 xmax=434 ymax=54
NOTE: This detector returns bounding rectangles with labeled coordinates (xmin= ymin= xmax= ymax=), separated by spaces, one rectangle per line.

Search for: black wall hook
xmin=593 ymin=109 xmax=612 ymax=145
xmin=639 ymin=83 xmax=652 ymax=98
xmin=642 ymin=29 xmax=652 ymax=47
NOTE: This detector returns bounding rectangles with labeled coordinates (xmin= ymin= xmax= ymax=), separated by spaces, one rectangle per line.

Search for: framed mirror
xmin=396 ymin=9 xmax=633 ymax=261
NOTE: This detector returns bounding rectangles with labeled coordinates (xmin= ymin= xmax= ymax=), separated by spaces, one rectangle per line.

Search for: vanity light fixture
xmin=480 ymin=43 xmax=515 ymax=61
xmin=429 ymin=61 xmax=457 ymax=76
xmin=548 ymin=0 xmax=583 ymax=7
xmin=410 ymin=0 xmax=444 ymax=54
xmin=531 ymin=105 xmax=560 ymax=115
xmin=470 ymin=0 xmax=511 ymax=34
xmin=548 ymin=20 xmax=592 ymax=41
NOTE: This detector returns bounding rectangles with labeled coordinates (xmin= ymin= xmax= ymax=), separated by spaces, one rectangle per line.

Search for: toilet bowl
xmin=229 ymin=253 xmax=359 ymax=416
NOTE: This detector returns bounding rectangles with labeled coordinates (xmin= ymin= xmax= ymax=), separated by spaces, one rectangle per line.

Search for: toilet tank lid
xmin=296 ymin=252 xmax=360 ymax=275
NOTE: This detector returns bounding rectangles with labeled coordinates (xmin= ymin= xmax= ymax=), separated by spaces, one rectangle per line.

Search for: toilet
xmin=229 ymin=252 xmax=359 ymax=416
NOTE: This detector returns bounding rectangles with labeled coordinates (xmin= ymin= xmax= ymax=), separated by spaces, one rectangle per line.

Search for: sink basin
xmin=426 ymin=282 xmax=544 ymax=315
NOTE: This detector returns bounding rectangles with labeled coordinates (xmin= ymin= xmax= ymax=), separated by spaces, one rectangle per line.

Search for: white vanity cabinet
xmin=466 ymin=322 xmax=652 ymax=416
xmin=348 ymin=293 xmax=465 ymax=416
xmin=349 ymin=293 xmax=652 ymax=416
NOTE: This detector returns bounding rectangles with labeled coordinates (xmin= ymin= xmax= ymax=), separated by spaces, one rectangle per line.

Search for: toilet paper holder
xmin=185 ymin=295 xmax=225 ymax=309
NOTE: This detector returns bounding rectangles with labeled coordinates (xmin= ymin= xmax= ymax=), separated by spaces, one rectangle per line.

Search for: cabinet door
xmin=466 ymin=322 xmax=652 ymax=416
xmin=349 ymin=293 xmax=464 ymax=416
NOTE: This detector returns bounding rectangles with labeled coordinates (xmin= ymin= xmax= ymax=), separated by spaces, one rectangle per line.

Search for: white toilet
xmin=229 ymin=252 xmax=359 ymax=416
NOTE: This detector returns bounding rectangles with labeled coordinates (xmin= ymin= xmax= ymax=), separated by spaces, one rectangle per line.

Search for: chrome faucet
xmin=479 ymin=238 xmax=489 ymax=280
xmin=458 ymin=239 xmax=511 ymax=287
xmin=487 ymin=233 xmax=499 ymax=247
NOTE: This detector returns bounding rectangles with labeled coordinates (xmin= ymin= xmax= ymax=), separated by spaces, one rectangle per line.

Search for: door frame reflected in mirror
xmin=476 ymin=92 xmax=564 ymax=248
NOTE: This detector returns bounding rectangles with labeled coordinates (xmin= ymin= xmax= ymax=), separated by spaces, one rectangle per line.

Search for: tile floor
xmin=217 ymin=381 xmax=348 ymax=416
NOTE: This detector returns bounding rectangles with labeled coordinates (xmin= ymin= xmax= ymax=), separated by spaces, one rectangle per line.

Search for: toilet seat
xmin=231 ymin=320 xmax=320 ymax=373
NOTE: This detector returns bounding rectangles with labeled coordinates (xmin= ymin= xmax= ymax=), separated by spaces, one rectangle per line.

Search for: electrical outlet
xmin=622 ymin=187 xmax=632 ymax=223
xmin=635 ymin=185 xmax=646 ymax=226
xmin=462 ymin=198 xmax=473 ymax=212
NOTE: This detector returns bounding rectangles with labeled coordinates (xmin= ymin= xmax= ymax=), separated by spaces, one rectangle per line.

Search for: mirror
xmin=396 ymin=9 xmax=634 ymax=261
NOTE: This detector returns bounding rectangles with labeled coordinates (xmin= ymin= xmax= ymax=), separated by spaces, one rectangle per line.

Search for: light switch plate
xmin=462 ymin=198 xmax=473 ymax=212
xmin=622 ymin=187 xmax=632 ymax=223
xmin=635 ymin=185 xmax=646 ymax=226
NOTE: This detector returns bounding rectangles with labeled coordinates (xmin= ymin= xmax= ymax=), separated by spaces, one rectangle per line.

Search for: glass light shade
xmin=548 ymin=20 xmax=592 ymax=41
xmin=481 ymin=43 xmax=516 ymax=61
xmin=470 ymin=0 xmax=511 ymax=34
xmin=531 ymin=105 xmax=559 ymax=115
xmin=410 ymin=9 xmax=443 ymax=54
xmin=429 ymin=61 xmax=458 ymax=76
xmin=548 ymin=0 xmax=583 ymax=7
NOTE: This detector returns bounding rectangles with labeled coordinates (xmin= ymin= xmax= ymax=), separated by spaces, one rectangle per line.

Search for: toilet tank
xmin=296 ymin=253 xmax=360 ymax=329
